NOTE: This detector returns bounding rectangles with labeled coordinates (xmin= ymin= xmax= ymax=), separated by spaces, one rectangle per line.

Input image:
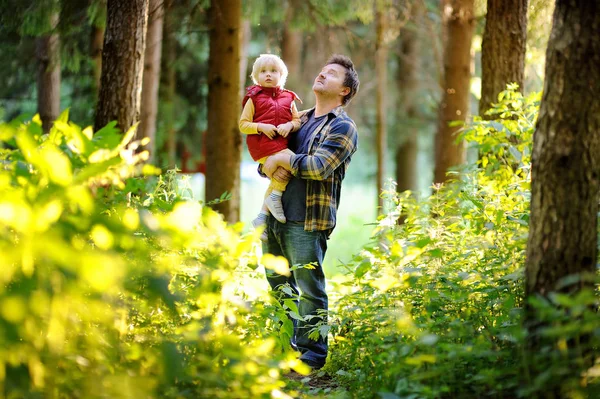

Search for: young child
xmin=239 ymin=54 xmax=301 ymax=240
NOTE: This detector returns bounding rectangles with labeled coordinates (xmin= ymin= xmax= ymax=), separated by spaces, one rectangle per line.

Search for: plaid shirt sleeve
xmin=289 ymin=118 xmax=358 ymax=180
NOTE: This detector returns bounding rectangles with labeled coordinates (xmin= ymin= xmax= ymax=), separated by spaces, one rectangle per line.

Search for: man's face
xmin=313 ymin=63 xmax=349 ymax=98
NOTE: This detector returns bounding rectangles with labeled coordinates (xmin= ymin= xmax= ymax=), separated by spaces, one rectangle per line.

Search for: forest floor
xmin=285 ymin=370 xmax=346 ymax=397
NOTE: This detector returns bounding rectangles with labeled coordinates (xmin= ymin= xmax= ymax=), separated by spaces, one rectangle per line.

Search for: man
xmin=261 ymin=54 xmax=359 ymax=370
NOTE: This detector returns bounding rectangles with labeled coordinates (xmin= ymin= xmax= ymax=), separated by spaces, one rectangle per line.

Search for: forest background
xmin=1 ymin=0 xmax=600 ymax=398
xmin=0 ymin=0 xmax=553 ymax=275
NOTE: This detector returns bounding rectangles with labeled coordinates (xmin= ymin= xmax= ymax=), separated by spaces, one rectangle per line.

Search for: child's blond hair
xmin=250 ymin=54 xmax=288 ymax=88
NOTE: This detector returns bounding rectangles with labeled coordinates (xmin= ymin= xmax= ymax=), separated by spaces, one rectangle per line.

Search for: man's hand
xmin=276 ymin=122 xmax=293 ymax=138
xmin=272 ymin=167 xmax=292 ymax=183
xmin=263 ymin=152 xmax=293 ymax=177
xmin=258 ymin=123 xmax=278 ymax=139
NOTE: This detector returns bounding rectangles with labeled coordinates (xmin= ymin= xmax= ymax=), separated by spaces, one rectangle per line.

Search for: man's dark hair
xmin=326 ymin=54 xmax=360 ymax=106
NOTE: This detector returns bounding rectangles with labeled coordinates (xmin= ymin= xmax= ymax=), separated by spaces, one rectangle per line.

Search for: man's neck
xmin=314 ymin=97 xmax=342 ymax=118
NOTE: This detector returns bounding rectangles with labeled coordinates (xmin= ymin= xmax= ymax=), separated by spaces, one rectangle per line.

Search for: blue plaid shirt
xmin=289 ymin=106 xmax=358 ymax=235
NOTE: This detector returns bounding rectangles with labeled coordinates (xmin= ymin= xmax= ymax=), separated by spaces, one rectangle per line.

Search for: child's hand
xmin=258 ymin=123 xmax=278 ymax=139
xmin=276 ymin=122 xmax=293 ymax=138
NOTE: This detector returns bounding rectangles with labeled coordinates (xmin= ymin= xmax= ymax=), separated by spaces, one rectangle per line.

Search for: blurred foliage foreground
xmin=0 ymin=111 xmax=305 ymax=399
xmin=1 ymin=88 xmax=599 ymax=399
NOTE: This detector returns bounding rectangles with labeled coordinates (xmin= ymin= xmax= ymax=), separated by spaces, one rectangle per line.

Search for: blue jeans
xmin=263 ymin=217 xmax=328 ymax=368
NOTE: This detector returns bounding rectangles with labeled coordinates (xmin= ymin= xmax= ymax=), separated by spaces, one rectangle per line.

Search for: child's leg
xmin=264 ymin=149 xmax=294 ymax=223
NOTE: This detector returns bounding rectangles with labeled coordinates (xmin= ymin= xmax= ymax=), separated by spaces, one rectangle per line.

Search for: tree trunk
xmin=433 ymin=0 xmax=474 ymax=184
xmin=395 ymin=3 xmax=422 ymax=195
xmin=281 ymin=0 xmax=303 ymax=93
xmin=36 ymin=12 xmax=61 ymax=133
xmin=479 ymin=0 xmax=527 ymax=116
xmin=90 ymin=0 xmax=106 ymax=97
xmin=94 ymin=0 xmax=149 ymax=133
xmin=525 ymin=0 xmax=600 ymax=316
xmin=160 ymin=0 xmax=176 ymax=169
xmin=375 ymin=4 xmax=388 ymax=213
xmin=205 ymin=0 xmax=241 ymax=223
xmin=239 ymin=19 xmax=251 ymax=96
xmin=138 ymin=0 xmax=164 ymax=163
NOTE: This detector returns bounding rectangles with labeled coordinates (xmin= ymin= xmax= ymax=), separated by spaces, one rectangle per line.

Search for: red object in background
xmin=180 ymin=131 xmax=206 ymax=174
xmin=180 ymin=147 xmax=205 ymax=174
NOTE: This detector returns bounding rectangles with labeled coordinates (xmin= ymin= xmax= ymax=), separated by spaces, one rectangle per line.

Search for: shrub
xmin=0 ymin=112 xmax=300 ymax=398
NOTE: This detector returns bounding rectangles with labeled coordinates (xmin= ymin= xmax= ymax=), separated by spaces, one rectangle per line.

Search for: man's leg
xmin=262 ymin=216 xmax=299 ymax=349
xmin=279 ymin=222 xmax=329 ymax=369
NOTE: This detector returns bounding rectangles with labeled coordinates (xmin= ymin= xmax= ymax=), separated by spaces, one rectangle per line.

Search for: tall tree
xmin=375 ymin=0 xmax=390 ymax=213
xmin=479 ymin=0 xmax=527 ymax=117
xmin=37 ymin=11 xmax=61 ymax=133
xmin=160 ymin=0 xmax=176 ymax=169
xmin=94 ymin=0 xmax=149 ymax=133
xmin=90 ymin=0 xmax=106 ymax=96
xmin=395 ymin=2 xmax=422 ymax=196
xmin=525 ymin=0 xmax=600 ymax=337
xmin=138 ymin=0 xmax=164 ymax=163
xmin=205 ymin=0 xmax=241 ymax=223
xmin=433 ymin=0 xmax=475 ymax=184
xmin=281 ymin=0 xmax=303 ymax=93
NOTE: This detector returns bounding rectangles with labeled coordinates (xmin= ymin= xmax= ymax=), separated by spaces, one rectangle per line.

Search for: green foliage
xmin=0 ymin=112 xmax=303 ymax=398
xmin=326 ymin=88 xmax=600 ymax=398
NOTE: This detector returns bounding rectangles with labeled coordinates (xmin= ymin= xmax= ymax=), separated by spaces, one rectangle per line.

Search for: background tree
xmin=479 ymin=0 xmax=527 ymax=117
xmin=395 ymin=1 xmax=422 ymax=197
xmin=36 ymin=5 xmax=61 ymax=132
xmin=94 ymin=0 xmax=149 ymax=132
xmin=525 ymin=0 xmax=600 ymax=343
xmin=433 ymin=0 xmax=474 ymax=184
xmin=375 ymin=0 xmax=390 ymax=213
xmin=89 ymin=0 xmax=106 ymax=96
xmin=205 ymin=0 xmax=241 ymax=222
xmin=138 ymin=0 xmax=164 ymax=162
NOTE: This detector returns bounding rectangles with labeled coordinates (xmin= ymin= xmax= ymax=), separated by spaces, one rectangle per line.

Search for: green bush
xmin=0 ymin=112 xmax=302 ymax=398
xmin=327 ymin=88 xmax=600 ymax=398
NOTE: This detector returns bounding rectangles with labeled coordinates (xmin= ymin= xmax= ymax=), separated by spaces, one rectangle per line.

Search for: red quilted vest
xmin=242 ymin=85 xmax=299 ymax=161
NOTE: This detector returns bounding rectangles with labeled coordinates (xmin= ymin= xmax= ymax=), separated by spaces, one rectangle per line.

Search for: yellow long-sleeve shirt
xmin=239 ymin=98 xmax=301 ymax=134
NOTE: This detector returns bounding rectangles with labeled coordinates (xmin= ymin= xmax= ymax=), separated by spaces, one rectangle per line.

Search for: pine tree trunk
xmin=160 ymin=0 xmax=176 ymax=169
xmin=94 ymin=0 xmax=149 ymax=133
xmin=36 ymin=12 xmax=60 ymax=133
xmin=479 ymin=0 xmax=527 ymax=116
xmin=205 ymin=0 xmax=241 ymax=223
xmin=90 ymin=0 xmax=106 ymax=96
xmin=433 ymin=0 xmax=474 ymax=184
xmin=525 ymin=0 xmax=600 ymax=313
xmin=138 ymin=0 xmax=164 ymax=163
xmin=281 ymin=0 xmax=303 ymax=93
xmin=239 ymin=19 xmax=251 ymax=96
xmin=395 ymin=2 xmax=421 ymax=195
xmin=375 ymin=5 xmax=388 ymax=213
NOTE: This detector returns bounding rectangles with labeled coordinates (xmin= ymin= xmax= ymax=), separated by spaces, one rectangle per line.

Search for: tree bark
xmin=239 ymin=19 xmax=251 ymax=96
xmin=433 ymin=0 xmax=474 ymax=184
xmin=36 ymin=12 xmax=61 ymax=133
xmin=160 ymin=0 xmax=176 ymax=169
xmin=94 ymin=0 xmax=149 ymax=133
xmin=479 ymin=0 xmax=527 ymax=117
xmin=525 ymin=0 xmax=600 ymax=310
xmin=375 ymin=3 xmax=388 ymax=213
xmin=205 ymin=0 xmax=241 ymax=223
xmin=90 ymin=0 xmax=106 ymax=97
xmin=281 ymin=0 xmax=303 ymax=93
xmin=138 ymin=0 xmax=164 ymax=163
xmin=395 ymin=3 xmax=422 ymax=195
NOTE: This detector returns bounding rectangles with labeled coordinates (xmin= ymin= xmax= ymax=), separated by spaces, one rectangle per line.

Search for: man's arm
xmin=291 ymin=120 xmax=358 ymax=181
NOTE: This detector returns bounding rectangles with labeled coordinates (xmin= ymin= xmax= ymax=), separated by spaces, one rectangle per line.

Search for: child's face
xmin=257 ymin=63 xmax=281 ymax=88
